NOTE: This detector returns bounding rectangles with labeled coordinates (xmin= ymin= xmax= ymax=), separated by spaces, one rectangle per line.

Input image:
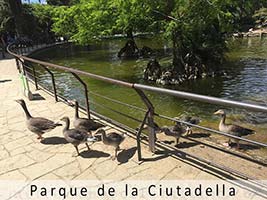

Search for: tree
xmin=253 ymin=7 xmax=267 ymax=28
xmin=162 ymin=1 xmax=229 ymax=74
xmin=7 ymin=0 xmax=24 ymax=36
xmin=52 ymin=0 xmax=117 ymax=44
xmin=32 ymin=4 xmax=55 ymax=42
xmin=111 ymin=0 xmax=154 ymax=38
xmin=0 ymin=0 xmax=12 ymax=34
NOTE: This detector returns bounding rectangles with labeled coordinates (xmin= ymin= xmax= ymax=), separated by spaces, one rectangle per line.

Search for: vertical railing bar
xmin=71 ymin=72 xmax=91 ymax=119
xmin=15 ymin=58 xmax=21 ymax=72
xmin=17 ymin=58 xmax=33 ymax=100
xmin=28 ymin=63 xmax=39 ymax=90
xmin=32 ymin=65 xmax=38 ymax=90
xmin=40 ymin=64 xmax=58 ymax=102
xmin=18 ymin=58 xmax=26 ymax=74
xmin=134 ymin=88 xmax=156 ymax=153
xmin=136 ymin=110 xmax=150 ymax=162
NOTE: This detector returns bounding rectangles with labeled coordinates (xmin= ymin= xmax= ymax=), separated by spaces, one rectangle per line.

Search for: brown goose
xmin=73 ymin=100 xmax=104 ymax=132
xmin=161 ymin=122 xmax=187 ymax=145
xmin=61 ymin=117 xmax=97 ymax=156
xmin=15 ymin=99 xmax=62 ymax=141
xmin=95 ymin=129 xmax=125 ymax=160
xmin=214 ymin=109 xmax=255 ymax=149
xmin=179 ymin=116 xmax=201 ymax=136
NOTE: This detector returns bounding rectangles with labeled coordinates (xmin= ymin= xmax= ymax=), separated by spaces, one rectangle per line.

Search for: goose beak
xmin=213 ymin=110 xmax=220 ymax=115
xmin=213 ymin=110 xmax=224 ymax=115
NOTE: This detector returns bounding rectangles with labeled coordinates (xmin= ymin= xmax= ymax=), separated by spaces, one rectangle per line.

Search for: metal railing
xmin=7 ymin=42 xmax=267 ymax=164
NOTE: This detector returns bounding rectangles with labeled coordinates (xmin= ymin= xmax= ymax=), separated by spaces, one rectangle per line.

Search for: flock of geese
xmin=15 ymin=99 xmax=125 ymax=160
xmin=15 ymin=99 xmax=256 ymax=160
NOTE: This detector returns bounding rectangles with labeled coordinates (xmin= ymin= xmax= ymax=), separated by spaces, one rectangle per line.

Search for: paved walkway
xmin=0 ymin=58 xmax=266 ymax=199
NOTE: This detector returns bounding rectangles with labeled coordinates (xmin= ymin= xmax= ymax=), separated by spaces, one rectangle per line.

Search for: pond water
xmin=31 ymin=36 xmax=267 ymax=149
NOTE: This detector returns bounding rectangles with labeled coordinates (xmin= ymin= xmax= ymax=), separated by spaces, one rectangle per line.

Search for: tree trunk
xmin=8 ymin=0 xmax=23 ymax=37
xmin=172 ymin=33 xmax=184 ymax=73
xmin=126 ymin=27 xmax=134 ymax=40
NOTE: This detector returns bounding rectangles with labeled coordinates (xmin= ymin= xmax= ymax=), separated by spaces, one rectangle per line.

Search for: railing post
xmin=42 ymin=65 xmax=58 ymax=102
xmin=71 ymin=72 xmax=91 ymax=119
xmin=29 ymin=63 xmax=38 ymax=90
xmin=15 ymin=58 xmax=21 ymax=72
xmin=134 ymin=88 xmax=156 ymax=153
xmin=17 ymin=58 xmax=33 ymax=100
xmin=136 ymin=110 xmax=150 ymax=162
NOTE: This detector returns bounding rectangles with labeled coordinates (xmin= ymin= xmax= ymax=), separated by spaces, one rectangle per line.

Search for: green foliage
xmin=163 ymin=1 xmax=229 ymax=68
xmin=51 ymin=0 xmax=117 ymax=44
xmin=253 ymin=7 xmax=267 ymax=27
xmin=52 ymin=6 xmax=77 ymax=39
xmin=51 ymin=0 xmax=166 ymax=43
xmin=46 ymin=0 xmax=72 ymax=6
xmin=111 ymin=0 xmax=153 ymax=36
xmin=0 ymin=0 xmax=12 ymax=33
xmin=31 ymin=4 xmax=55 ymax=42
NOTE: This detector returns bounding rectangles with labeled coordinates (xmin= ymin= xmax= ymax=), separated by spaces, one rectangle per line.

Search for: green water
xmin=31 ymin=37 xmax=267 ymax=147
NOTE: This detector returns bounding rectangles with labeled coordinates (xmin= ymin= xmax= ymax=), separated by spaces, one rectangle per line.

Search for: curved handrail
xmin=7 ymin=43 xmax=267 ymax=150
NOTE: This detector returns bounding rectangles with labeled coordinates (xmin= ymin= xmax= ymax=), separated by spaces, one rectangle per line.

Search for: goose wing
xmin=173 ymin=123 xmax=186 ymax=133
xmin=67 ymin=129 xmax=88 ymax=141
xmin=28 ymin=117 xmax=60 ymax=131
xmin=189 ymin=118 xmax=200 ymax=125
xmin=107 ymin=132 xmax=125 ymax=143
xmin=229 ymin=124 xmax=255 ymax=136
xmin=75 ymin=118 xmax=104 ymax=131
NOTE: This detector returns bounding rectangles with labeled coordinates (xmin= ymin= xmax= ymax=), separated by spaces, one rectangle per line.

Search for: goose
xmin=161 ymin=122 xmax=187 ymax=145
xmin=61 ymin=117 xmax=97 ymax=156
xmin=15 ymin=99 xmax=62 ymax=141
xmin=214 ymin=109 xmax=255 ymax=149
xmin=179 ymin=116 xmax=201 ymax=136
xmin=73 ymin=100 xmax=104 ymax=132
xmin=136 ymin=121 xmax=161 ymax=133
xmin=95 ymin=129 xmax=125 ymax=160
xmin=143 ymin=122 xmax=161 ymax=133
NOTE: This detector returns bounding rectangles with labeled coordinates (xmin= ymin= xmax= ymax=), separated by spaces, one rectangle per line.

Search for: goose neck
xmin=101 ymin=131 xmax=107 ymax=142
xmin=63 ymin=119 xmax=70 ymax=132
xmin=20 ymin=103 xmax=32 ymax=119
xmin=75 ymin=102 xmax=79 ymax=119
xmin=220 ymin=114 xmax=226 ymax=126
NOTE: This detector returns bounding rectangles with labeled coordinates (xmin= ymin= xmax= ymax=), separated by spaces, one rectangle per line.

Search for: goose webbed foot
xmin=112 ymin=148 xmax=118 ymax=161
xmin=188 ymin=129 xmax=193 ymax=136
xmin=109 ymin=155 xmax=116 ymax=160
xmin=222 ymin=142 xmax=230 ymax=147
xmin=37 ymin=134 xmax=44 ymax=142
xmin=175 ymin=137 xmax=180 ymax=146
xmin=236 ymin=142 xmax=240 ymax=150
